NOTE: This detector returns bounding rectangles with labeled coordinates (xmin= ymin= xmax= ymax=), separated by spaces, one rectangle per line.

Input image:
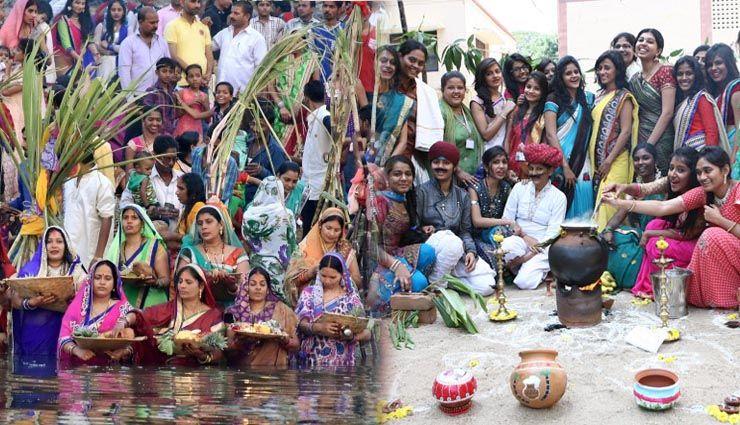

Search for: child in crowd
xmin=174 ymin=64 xmax=212 ymax=137
xmin=128 ymin=151 xmax=159 ymax=208
xmin=0 ymin=46 xmax=11 ymax=82
xmin=212 ymin=81 xmax=235 ymax=127
xmin=171 ymin=63 xmax=182 ymax=86
xmin=143 ymin=57 xmax=177 ymax=136
xmin=175 ymin=131 xmax=199 ymax=173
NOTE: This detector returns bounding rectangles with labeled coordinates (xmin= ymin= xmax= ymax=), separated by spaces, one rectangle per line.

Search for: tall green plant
xmin=441 ymin=35 xmax=484 ymax=74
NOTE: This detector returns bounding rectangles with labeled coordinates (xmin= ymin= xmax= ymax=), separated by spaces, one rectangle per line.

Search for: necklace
xmin=183 ymin=302 xmax=206 ymax=319
xmin=715 ymin=181 xmax=736 ymax=207
xmin=203 ymin=242 xmax=225 ymax=265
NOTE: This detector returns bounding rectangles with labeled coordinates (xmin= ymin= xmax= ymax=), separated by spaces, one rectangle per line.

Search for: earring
xmin=724 ymin=173 xmax=728 ymax=185
xmin=219 ymin=228 xmax=223 ymax=236
xmin=199 ymin=289 xmax=203 ymax=298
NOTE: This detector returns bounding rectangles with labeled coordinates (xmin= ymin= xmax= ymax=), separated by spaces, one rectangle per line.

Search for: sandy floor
xmin=379 ymin=289 xmax=739 ymax=424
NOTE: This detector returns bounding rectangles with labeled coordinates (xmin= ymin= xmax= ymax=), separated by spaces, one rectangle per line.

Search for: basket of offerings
xmin=171 ymin=330 xmax=228 ymax=354
xmin=230 ymin=320 xmax=287 ymax=340
xmin=121 ymin=264 xmax=155 ymax=286
xmin=73 ymin=328 xmax=145 ymax=352
xmin=315 ymin=313 xmax=369 ymax=335
xmin=4 ymin=276 xmax=75 ymax=313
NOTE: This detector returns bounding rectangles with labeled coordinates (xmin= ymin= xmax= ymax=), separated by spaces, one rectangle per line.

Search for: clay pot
xmin=510 ymin=349 xmax=567 ymax=409
xmin=633 ymin=368 xmax=680 ymax=411
xmin=548 ymin=224 xmax=608 ymax=286
xmin=556 ymin=284 xmax=603 ymax=327
xmin=432 ymin=368 xmax=477 ymax=415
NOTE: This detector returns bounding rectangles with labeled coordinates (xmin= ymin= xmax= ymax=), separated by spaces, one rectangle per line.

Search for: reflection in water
xmin=0 ymin=358 xmax=380 ymax=423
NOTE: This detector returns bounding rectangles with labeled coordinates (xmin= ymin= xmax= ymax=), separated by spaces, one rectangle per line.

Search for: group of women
xmin=365 ymin=31 xmax=739 ymax=311
xmin=1 ymin=175 xmax=372 ymax=371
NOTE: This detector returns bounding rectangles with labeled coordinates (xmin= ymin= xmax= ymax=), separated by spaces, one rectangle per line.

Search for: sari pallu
xmin=547 ymin=93 xmax=595 ymax=219
xmin=105 ymin=204 xmax=169 ymax=309
xmin=242 ymin=177 xmax=298 ymax=304
xmin=629 ymin=73 xmax=675 ymax=174
xmin=295 ymin=252 xmax=365 ymax=367
xmin=368 ymin=90 xmax=415 ymax=167
xmin=131 ymin=265 xmax=225 ymax=366
xmin=673 ymin=90 xmax=731 ymax=152
xmin=53 ymin=15 xmax=95 ymax=75
xmin=367 ymin=191 xmax=435 ymax=314
xmin=717 ymin=79 xmax=740 ymax=179
xmin=590 ymin=89 xmax=639 ymax=231
xmin=57 ymin=260 xmax=133 ymax=367
xmin=440 ymin=100 xmax=485 ymax=175
xmin=12 ymin=226 xmax=86 ymax=359
xmin=508 ymin=113 xmax=544 ymax=178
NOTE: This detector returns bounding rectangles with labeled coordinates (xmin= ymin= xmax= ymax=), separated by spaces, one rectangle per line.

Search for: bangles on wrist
xmin=22 ymin=298 xmax=37 ymax=310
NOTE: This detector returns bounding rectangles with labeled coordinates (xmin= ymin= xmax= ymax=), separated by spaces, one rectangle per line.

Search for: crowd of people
xmin=0 ymin=0 xmax=737 ymax=374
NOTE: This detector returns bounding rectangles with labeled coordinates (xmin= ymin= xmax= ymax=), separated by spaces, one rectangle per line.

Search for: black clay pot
xmin=556 ymin=284 xmax=603 ymax=327
xmin=548 ymin=224 xmax=608 ymax=286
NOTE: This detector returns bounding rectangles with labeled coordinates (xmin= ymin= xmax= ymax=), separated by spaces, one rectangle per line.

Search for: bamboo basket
xmin=74 ymin=336 xmax=146 ymax=352
xmin=315 ymin=313 xmax=369 ymax=335
xmin=4 ymin=276 xmax=75 ymax=313
xmin=230 ymin=323 xmax=287 ymax=340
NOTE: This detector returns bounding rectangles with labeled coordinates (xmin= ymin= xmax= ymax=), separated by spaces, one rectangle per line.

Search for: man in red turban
xmin=414 ymin=141 xmax=497 ymax=296
xmin=524 ymin=143 xmax=563 ymax=169
xmin=499 ymin=143 xmax=567 ymax=289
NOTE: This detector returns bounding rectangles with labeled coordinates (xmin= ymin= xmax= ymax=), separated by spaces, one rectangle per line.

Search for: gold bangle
xmin=727 ymin=222 xmax=738 ymax=233
xmin=627 ymin=200 xmax=636 ymax=213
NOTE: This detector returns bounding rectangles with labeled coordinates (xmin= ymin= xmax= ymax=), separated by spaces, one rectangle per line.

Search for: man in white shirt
xmin=299 ymin=80 xmax=332 ymax=235
xmin=118 ymin=8 xmax=171 ymax=94
xmin=63 ymin=156 xmax=116 ymax=267
xmin=212 ymin=1 xmax=267 ymax=95
xmin=501 ymin=143 xmax=567 ymax=290
xmin=120 ymin=136 xmax=183 ymax=230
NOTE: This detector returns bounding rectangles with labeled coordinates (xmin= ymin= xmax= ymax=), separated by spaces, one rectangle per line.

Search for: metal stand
xmin=489 ymin=233 xmax=517 ymax=322
xmin=654 ymin=237 xmax=680 ymax=342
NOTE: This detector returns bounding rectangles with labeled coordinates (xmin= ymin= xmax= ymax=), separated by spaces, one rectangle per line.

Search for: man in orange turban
xmin=499 ymin=143 xmax=567 ymax=289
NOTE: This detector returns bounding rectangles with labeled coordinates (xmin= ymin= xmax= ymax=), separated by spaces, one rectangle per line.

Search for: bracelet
xmin=66 ymin=343 xmax=77 ymax=355
xmin=22 ymin=298 xmax=37 ymax=310
xmin=155 ymin=278 xmax=168 ymax=289
xmin=198 ymin=353 xmax=212 ymax=364
xmin=627 ymin=200 xmax=636 ymax=213
xmin=727 ymin=222 xmax=738 ymax=233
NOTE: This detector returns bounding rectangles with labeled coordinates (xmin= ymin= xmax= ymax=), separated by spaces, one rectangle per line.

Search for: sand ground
xmin=379 ymin=290 xmax=739 ymax=424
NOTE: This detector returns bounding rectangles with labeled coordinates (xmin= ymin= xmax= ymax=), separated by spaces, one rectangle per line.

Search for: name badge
xmin=465 ymin=138 xmax=475 ymax=150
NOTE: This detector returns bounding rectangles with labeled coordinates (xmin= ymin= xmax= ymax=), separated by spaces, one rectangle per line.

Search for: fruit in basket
xmin=175 ymin=330 xmax=202 ymax=341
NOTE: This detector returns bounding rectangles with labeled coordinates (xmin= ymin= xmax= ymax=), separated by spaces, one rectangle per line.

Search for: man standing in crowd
xmin=285 ymin=1 xmax=319 ymax=34
xmin=165 ymin=0 xmax=214 ymax=86
xmin=128 ymin=0 xmax=158 ymax=36
xmin=300 ymin=80 xmax=332 ymax=235
xmin=63 ymin=153 xmax=116 ymax=268
xmin=212 ymin=1 xmax=267 ymax=95
xmin=122 ymin=136 xmax=183 ymax=228
xmin=501 ymin=144 xmax=566 ymax=290
xmin=118 ymin=8 xmax=171 ymax=95
xmin=312 ymin=1 xmax=344 ymax=82
xmin=203 ymin=0 xmax=233 ymax=37
xmin=250 ymin=1 xmax=285 ymax=50
xmin=416 ymin=142 xmax=497 ymax=296
xmin=157 ymin=0 xmax=182 ymax=37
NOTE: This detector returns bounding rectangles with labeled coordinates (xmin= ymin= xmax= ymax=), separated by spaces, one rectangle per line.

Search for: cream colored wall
xmin=564 ymin=0 xmax=703 ymax=66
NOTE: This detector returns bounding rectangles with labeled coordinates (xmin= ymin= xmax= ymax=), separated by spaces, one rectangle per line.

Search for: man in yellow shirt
xmin=164 ymin=0 xmax=214 ymax=86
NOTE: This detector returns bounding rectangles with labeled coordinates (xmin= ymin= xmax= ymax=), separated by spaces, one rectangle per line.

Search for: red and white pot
xmin=432 ymin=368 xmax=477 ymax=415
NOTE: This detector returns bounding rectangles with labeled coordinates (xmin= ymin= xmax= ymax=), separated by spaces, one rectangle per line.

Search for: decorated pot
xmin=432 ymin=368 xmax=477 ymax=415
xmin=633 ymin=368 xmax=680 ymax=410
xmin=548 ymin=224 xmax=608 ymax=286
xmin=510 ymin=349 xmax=567 ymax=409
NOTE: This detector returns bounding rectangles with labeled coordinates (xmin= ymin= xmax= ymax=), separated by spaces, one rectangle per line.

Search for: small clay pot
xmin=633 ymin=368 xmax=680 ymax=411
xmin=432 ymin=368 xmax=477 ymax=415
xmin=725 ymin=396 xmax=740 ymax=407
xmin=510 ymin=349 xmax=567 ymax=409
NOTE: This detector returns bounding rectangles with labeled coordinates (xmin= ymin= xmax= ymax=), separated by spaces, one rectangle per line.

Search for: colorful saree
xmin=285 ymin=208 xmax=354 ymax=305
xmin=440 ymin=100 xmax=485 ymax=175
xmin=507 ymin=112 xmax=544 ymax=178
xmin=295 ymin=252 xmax=365 ymax=367
xmin=590 ymin=89 xmax=639 ymax=230
xmin=546 ymin=92 xmax=595 ymax=219
xmin=105 ymin=205 xmax=169 ymax=309
xmin=367 ymin=191 xmax=435 ymax=314
xmin=673 ymin=90 xmax=731 ymax=152
xmin=12 ymin=226 xmax=86 ymax=360
xmin=368 ymin=90 xmax=415 ymax=167
xmin=629 ymin=68 xmax=675 ymax=174
xmin=242 ymin=177 xmax=297 ymax=304
xmin=472 ymin=179 xmax=513 ymax=267
xmin=132 ymin=264 xmax=225 ymax=366
xmin=179 ymin=205 xmax=247 ymax=306
xmin=57 ymin=260 xmax=133 ymax=367
xmin=225 ymin=267 xmax=299 ymax=367
xmin=717 ymin=79 xmax=740 ymax=179
xmin=274 ymin=52 xmax=315 ymax=141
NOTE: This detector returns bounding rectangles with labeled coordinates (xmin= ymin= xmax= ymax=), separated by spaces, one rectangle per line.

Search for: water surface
xmin=0 ymin=357 xmax=380 ymax=423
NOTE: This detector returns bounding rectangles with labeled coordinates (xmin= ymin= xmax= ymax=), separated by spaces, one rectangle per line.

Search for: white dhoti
xmin=426 ymin=230 xmax=496 ymax=296
xmin=501 ymin=235 xmax=550 ymax=290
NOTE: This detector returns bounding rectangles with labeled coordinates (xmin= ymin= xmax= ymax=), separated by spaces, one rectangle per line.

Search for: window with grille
xmin=711 ymin=0 xmax=739 ymax=30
